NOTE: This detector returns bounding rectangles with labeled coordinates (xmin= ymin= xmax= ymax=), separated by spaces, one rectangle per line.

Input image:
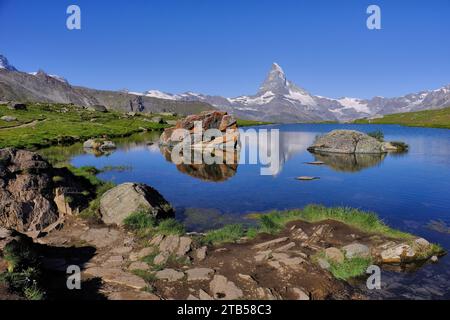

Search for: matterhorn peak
xmin=0 ymin=54 xmax=18 ymax=71
xmin=258 ymin=62 xmax=289 ymax=95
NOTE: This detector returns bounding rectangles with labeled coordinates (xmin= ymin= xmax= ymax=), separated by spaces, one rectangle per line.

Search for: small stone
xmin=210 ymin=275 xmax=243 ymax=300
xmin=254 ymin=250 xmax=272 ymax=263
xmin=238 ymin=274 xmax=256 ymax=284
xmin=1 ymin=116 xmax=17 ymax=122
xmin=296 ymin=176 xmax=319 ymax=181
xmin=159 ymin=235 xmax=180 ymax=254
xmin=342 ymin=243 xmax=370 ymax=259
xmin=128 ymin=261 xmax=150 ymax=271
xmin=196 ymin=246 xmax=207 ymax=261
xmin=186 ymin=268 xmax=215 ymax=281
xmin=153 ymin=251 xmax=170 ymax=265
xmin=155 ymin=268 xmax=185 ymax=281
xmin=325 ymin=247 xmax=344 ymax=264
xmin=199 ymin=289 xmax=214 ymax=300
xmin=317 ymin=258 xmax=330 ymax=270
xmin=176 ymin=237 xmax=192 ymax=257
xmin=187 ymin=294 xmax=199 ymax=300
xmin=290 ymin=288 xmax=310 ymax=300
xmin=150 ymin=234 xmax=165 ymax=246
xmin=431 ymin=256 xmax=438 ymax=263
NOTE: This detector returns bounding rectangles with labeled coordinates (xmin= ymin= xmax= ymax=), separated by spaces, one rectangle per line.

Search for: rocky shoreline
xmin=0 ymin=115 xmax=445 ymax=300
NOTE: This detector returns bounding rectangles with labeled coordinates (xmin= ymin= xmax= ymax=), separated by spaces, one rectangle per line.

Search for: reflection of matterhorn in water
xmin=240 ymin=129 xmax=317 ymax=176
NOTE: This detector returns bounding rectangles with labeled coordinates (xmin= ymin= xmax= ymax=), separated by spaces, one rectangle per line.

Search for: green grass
xmin=0 ymin=103 xmax=171 ymax=149
xmin=123 ymin=209 xmax=185 ymax=237
xmin=203 ymin=224 xmax=247 ymax=245
xmin=354 ymin=106 xmax=450 ymax=129
xmin=201 ymin=204 xmax=414 ymax=245
xmin=68 ymin=165 xmax=115 ymax=220
xmin=254 ymin=205 xmax=413 ymax=240
xmin=0 ymin=237 xmax=45 ymax=300
xmin=236 ymin=119 xmax=273 ymax=127
xmin=367 ymin=130 xmax=384 ymax=142
xmin=329 ymin=257 xmax=373 ymax=280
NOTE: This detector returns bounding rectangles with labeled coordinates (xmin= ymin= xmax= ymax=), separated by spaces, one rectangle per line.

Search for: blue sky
xmin=1 ymin=0 xmax=449 ymax=99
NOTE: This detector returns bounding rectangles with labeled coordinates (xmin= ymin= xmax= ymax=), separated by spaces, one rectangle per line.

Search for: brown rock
xmin=196 ymin=246 xmax=207 ymax=261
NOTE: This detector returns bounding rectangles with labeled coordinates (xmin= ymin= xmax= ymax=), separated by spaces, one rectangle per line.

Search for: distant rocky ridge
xmin=1 ymin=53 xmax=449 ymax=122
xmin=143 ymin=63 xmax=450 ymax=123
xmin=0 ymin=54 xmax=213 ymax=116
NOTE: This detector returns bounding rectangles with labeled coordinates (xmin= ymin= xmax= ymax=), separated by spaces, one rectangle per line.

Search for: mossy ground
xmin=0 ymin=103 xmax=171 ymax=149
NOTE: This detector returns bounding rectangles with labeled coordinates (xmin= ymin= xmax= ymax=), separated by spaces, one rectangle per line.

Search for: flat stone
xmin=159 ymin=235 xmax=180 ymax=254
xmin=155 ymin=268 xmax=185 ymax=281
xmin=196 ymin=246 xmax=207 ymax=261
xmin=84 ymin=267 xmax=147 ymax=290
xmin=80 ymin=228 xmax=121 ymax=249
xmin=342 ymin=243 xmax=370 ymax=259
xmin=128 ymin=261 xmax=150 ymax=271
xmin=130 ymin=247 xmax=155 ymax=261
xmin=176 ymin=237 xmax=192 ymax=257
xmin=380 ymin=243 xmax=414 ymax=263
xmin=150 ymin=234 xmax=165 ymax=246
xmin=296 ymin=176 xmax=320 ymax=181
xmin=199 ymin=289 xmax=214 ymax=300
xmin=102 ymin=255 xmax=124 ymax=267
xmin=153 ymin=251 xmax=170 ymax=265
xmin=238 ymin=274 xmax=257 ymax=284
xmin=274 ymin=242 xmax=296 ymax=252
xmin=210 ymin=275 xmax=243 ymax=300
xmin=325 ymin=247 xmax=344 ymax=264
xmin=186 ymin=268 xmax=215 ymax=281
xmin=111 ymin=246 xmax=133 ymax=255
xmin=108 ymin=291 xmax=159 ymax=300
xmin=254 ymin=250 xmax=272 ymax=263
xmin=252 ymin=237 xmax=289 ymax=250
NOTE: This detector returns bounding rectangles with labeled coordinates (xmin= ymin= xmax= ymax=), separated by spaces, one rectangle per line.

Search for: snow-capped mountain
xmin=141 ymin=63 xmax=450 ymax=123
xmin=0 ymin=54 xmax=17 ymax=71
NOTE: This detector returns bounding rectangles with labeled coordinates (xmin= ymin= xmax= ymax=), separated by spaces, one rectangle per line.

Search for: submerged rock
xmin=83 ymin=139 xmax=116 ymax=151
xmin=99 ymin=182 xmax=174 ymax=225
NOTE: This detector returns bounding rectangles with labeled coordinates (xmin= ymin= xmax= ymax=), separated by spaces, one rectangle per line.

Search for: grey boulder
xmin=99 ymin=183 xmax=174 ymax=225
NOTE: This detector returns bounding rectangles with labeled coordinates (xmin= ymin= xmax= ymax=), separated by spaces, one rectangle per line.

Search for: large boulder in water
xmin=0 ymin=148 xmax=92 ymax=237
xmin=308 ymin=130 xmax=385 ymax=154
xmin=159 ymin=111 xmax=240 ymax=149
xmin=99 ymin=183 xmax=174 ymax=225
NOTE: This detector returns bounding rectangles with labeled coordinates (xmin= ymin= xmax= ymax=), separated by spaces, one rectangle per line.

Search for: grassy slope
xmin=0 ymin=103 xmax=171 ymax=149
xmin=354 ymin=106 xmax=450 ymax=129
xmin=236 ymin=119 xmax=273 ymax=127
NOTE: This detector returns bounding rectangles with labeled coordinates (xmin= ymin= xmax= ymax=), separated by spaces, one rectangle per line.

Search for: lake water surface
xmin=63 ymin=124 xmax=450 ymax=299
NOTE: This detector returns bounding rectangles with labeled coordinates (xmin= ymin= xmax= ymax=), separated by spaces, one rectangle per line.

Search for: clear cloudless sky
xmin=1 ymin=0 xmax=449 ymax=98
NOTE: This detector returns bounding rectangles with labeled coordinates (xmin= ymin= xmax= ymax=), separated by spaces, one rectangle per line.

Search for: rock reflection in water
xmin=311 ymin=152 xmax=387 ymax=172
xmin=160 ymin=146 xmax=239 ymax=182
